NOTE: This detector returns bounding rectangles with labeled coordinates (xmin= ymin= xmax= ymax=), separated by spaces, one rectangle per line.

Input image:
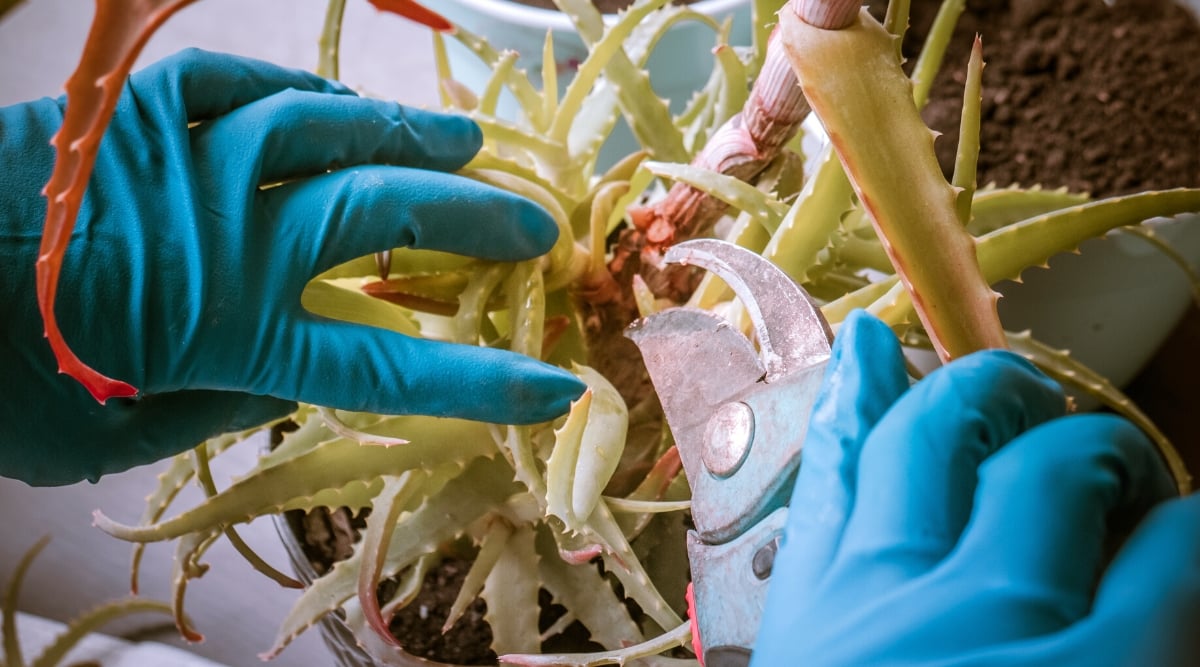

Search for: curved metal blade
xmin=663 ymin=239 xmax=833 ymax=380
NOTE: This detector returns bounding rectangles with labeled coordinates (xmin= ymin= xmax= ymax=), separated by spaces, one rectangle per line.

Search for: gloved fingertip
xmin=834 ymin=310 xmax=904 ymax=367
xmin=391 ymin=106 xmax=483 ymax=172
xmin=502 ymin=359 xmax=588 ymax=425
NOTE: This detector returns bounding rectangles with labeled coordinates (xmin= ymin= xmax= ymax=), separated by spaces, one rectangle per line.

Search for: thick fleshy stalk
xmin=780 ymin=1 xmax=1007 ymax=360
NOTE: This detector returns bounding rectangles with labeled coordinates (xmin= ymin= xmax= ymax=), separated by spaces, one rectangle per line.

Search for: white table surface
xmin=0 ymin=2 xmax=440 ymax=666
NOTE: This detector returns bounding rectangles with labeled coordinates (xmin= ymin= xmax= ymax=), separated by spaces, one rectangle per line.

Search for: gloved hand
xmin=0 ymin=49 xmax=585 ymax=486
xmin=753 ymin=310 xmax=1200 ymax=666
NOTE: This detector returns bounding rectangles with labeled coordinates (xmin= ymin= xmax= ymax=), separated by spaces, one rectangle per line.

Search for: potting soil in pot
xmin=896 ymin=0 xmax=1200 ymax=197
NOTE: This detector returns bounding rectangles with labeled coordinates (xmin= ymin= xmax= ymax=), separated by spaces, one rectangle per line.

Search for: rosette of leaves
xmin=35 ymin=0 xmax=1199 ymax=665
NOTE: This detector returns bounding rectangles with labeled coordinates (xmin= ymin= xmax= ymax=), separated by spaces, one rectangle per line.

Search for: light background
xmin=0 ymin=2 xmax=442 ymax=666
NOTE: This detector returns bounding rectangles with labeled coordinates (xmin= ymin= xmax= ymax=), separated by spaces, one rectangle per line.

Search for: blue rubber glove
xmin=753 ymin=310 xmax=1198 ymax=666
xmin=0 ymin=49 xmax=585 ymax=486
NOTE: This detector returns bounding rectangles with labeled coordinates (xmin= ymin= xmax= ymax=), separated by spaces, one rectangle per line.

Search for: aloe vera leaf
xmin=534 ymin=527 xmax=644 ymax=651
xmin=547 ymin=389 xmax=593 ymax=530
xmin=479 ymin=50 xmax=521 ymax=119
xmin=550 ymin=0 xmax=674 ymax=144
xmin=3 ymin=536 xmax=49 ymax=667
xmin=302 ymin=278 xmax=423 ymax=337
xmin=863 ymin=190 xmax=1200 ymax=329
xmin=469 ymin=154 xmax=577 ymax=216
xmin=752 ymin=0 xmax=789 ymax=71
xmin=193 ymin=445 xmax=302 ymax=590
xmin=439 ymin=27 xmax=489 ymax=107
xmin=821 ymin=276 xmax=901 ymax=324
xmin=25 ymin=597 xmax=174 ymax=667
xmin=566 ymin=7 xmax=714 ymax=169
xmin=503 ymin=615 xmax=690 ymax=666
xmin=633 ymin=274 xmax=662 ymax=317
xmin=541 ymin=30 xmax=559 ymax=125
xmin=170 ymin=528 xmax=221 ymax=641
xmin=588 ymin=500 xmax=683 ymax=632
xmin=763 ymin=144 xmax=856 ymax=283
xmin=780 ymin=8 xmax=1006 ymax=361
xmin=480 ymin=524 xmax=540 ymax=655
xmin=555 ymin=0 xmax=687 ymax=162
xmin=605 ymin=498 xmax=692 ymax=515
xmin=317 ymin=0 xmax=347 ymax=80
xmin=130 ymin=450 xmax=196 ymax=595
xmin=1007 ymin=331 xmax=1192 ymax=494
xmin=910 ymin=0 xmax=965 ymax=109
xmin=440 ymin=518 xmax=514 ymax=637
xmin=264 ymin=456 xmax=519 ymax=658
xmin=357 ymin=472 xmax=425 ymax=645
xmin=471 ymin=116 xmax=570 ymax=166
xmin=451 ymin=25 xmax=544 ymax=124
xmin=952 ymin=36 xmax=984 ymax=223
xmin=318 ymin=407 xmax=410 ymax=447
xmin=882 ymin=0 xmax=911 ymax=43
xmin=94 ymin=422 xmax=493 ymax=542
xmin=131 ymin=423 xmax=283 ymax=594
xmin=968 ymin=185 xmax=1091 ymax=236
xmin=547 ymin=368 xmax=629 ymax=531
xmin=453 ymin=263 xmax=511 ymax=345
xmin=1118 ymin=226 xmax=1200 ymax=308
xmin=976 ymin=190 xmax=1200 ymax=287
xmin=589 ymin=182 xmax=632 ymax=275
xmin=644 ymin=161 xmax=790 ymax=233
xmin=253 ymin=404 xmax=328 ymax=469
xmin=569 ymin=367 xmax=629 ymax=523
xmin=379 ymin=553 xmax=436 ymax=620
xmin=612 ymin=446 xmax=686 ymax=536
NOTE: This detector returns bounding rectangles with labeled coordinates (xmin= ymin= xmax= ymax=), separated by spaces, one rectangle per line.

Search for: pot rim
xmin=439 ymin=0 xmax=750 ymax=31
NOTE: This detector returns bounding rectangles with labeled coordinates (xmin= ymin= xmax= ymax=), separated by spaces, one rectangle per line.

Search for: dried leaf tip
xmin=789 ymin=0 xmax=861 ymax=30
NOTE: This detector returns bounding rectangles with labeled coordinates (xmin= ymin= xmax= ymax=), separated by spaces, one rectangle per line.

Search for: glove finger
xmin=944 ymin=415 xmax=1175 ymax=631
xmin=260 ymin=166 xmax=560 ymax=275
xmin=987 ymin=495 xmax=1200 ymax=667
xmin=770 ymin=311 xmax=908 ymax=586
xmin=253 ymin=318 xmax=585 ymax=425
xmin=129 ymin=48 xmax=353 ymax=123
xmin=1082 ymin=493 xmax=1200 ymax=666
xmin=756 ymin=311 xmax=909 ymax=662
xmin=191 ymin=91 xmax=483 ymax=185
xmin=830 ymin=351 xmax=1065 ymax=590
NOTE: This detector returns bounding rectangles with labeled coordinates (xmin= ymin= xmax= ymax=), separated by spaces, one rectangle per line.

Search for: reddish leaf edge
xmin=37 ymin=0 xmax=200 ymax=403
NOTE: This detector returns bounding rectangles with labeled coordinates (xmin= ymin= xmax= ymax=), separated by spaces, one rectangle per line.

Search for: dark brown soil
xmin=889 ymin=0 xmax=1200 ymax=197
xmin=510 ymin=0 xmax=697 ymax=13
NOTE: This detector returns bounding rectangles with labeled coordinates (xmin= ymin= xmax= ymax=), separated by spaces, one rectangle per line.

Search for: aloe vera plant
xmin=33 ymin=0 xmax=1200 ymax=664
xmin=1 ymin=537 xmax=173 ymax=667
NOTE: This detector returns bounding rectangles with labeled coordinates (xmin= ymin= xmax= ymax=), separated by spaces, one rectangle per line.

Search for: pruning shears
xmin=627 ymin=239 xmax=834 ymax=667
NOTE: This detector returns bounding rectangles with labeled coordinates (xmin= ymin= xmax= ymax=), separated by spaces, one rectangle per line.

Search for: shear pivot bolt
xmin=703 ymin=402 xmax=754 ymax=478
